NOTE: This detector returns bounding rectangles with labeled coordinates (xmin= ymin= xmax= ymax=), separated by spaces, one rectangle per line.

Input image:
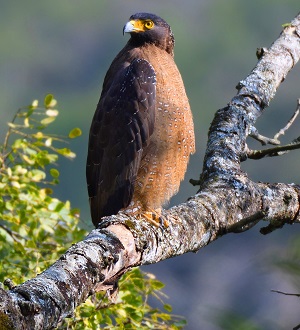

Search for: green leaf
xmin=56 ymin=148 xmax=76 ymax=158
xmin=164 ymin=304 xmax=172 ymax=312
xmin=26 ymin=107 xmax=34 ymax=117
xmin=157 ymin=312 xmax=171 ymax=321
xmin=69 ymin=128 xmax=82 ymax=139
xmin=129 ymin=311 xmax=144 ymax=322
xmin=54 ymin=201 xmax=65 ymax=213
xmin=45 ymin=138 xmax=52 ymax=147
xmin=7 ymin=122 xmax=17 ymax=128
xmin=41 ymin=117 xmax=56 ymax=125
xmin=70 ymin=208 xmax=80 ymax=217
xmin=116 ymin=308 xmax=127 ymax=318
xmin=29 ymin=169 xmax=46 ymax=182
xmin=46 ymin=109 xmax=59 ymax=117
xmin=45 ymin=154 xmax=58 ymax=163
xmin=282 ymin=22 xmax=292 ymax=28
xmin=15 ymin=242 xmax=26 ymax=254
xmin=40 ymin=223 xmax=55 ymax=234
xmin=50 ymin=168 xmax=60 ymax=178
xmin=31 ymin=99 xmax=39 ymax=108
xmin=5 ymin=201 xmax=14 ymax=211
xmin=151 ymin=280 xmax=165 ymax=290
xmin=44 ymin=94 xmax=54 ymax=107
xmin=11 ymin=181 xmax=21 ymax=189
xmin=173 ymin=319 xmax=188 ymax=327
xmin=22 ymin=155 xmax=35 ymax=165
xmin=12 ymin=139 xmax=23 ymax=148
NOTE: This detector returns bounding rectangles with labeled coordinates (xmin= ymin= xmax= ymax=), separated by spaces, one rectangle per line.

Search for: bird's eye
xmin=144 ymin=20 xmax=154 ymax=30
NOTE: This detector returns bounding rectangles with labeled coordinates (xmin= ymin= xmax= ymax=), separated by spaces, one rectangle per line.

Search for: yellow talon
xmin=140 ymin=209 xmax=169 ymax=228
xmin=123 ymin=205 xmax=168 ymax=227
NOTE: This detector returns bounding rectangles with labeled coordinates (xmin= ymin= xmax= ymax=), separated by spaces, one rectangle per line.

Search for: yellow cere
xmin=131 ymin=19 xmax=154 ymax=32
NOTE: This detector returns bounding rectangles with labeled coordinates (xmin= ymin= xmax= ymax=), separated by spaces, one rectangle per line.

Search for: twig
xmin=3 ymin=107 xmax=23 ymax=152
xmin=249 ymin=126 xmax=280 ymax=146
xmin=271 ymin=289 xmax=300 ymax=297
xmin=0 ymin=223 xmax=24 ymax=243
xmin=189 ymin=178 xmax=201 ymax=186
xmin=274 ymin=99 xmax=300 ymax=141
xmin=250 ymin=99 xmax=300 ymax=146
xmin=271 ymin=289 xmax=300 ymax=330
xmin=247 ymin=99 xmax=300 ymax=159
xmin=227 ymin=211 xmax=264 ymax=233
xmin=247 ymin=141 xmax=300 ymax=159
xmin=272 ymin=289 xmax=300 ymax=328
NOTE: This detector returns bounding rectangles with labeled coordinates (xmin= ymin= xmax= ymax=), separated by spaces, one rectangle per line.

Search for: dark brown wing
xmin=86 ymin=58 xmax=156 ymax=226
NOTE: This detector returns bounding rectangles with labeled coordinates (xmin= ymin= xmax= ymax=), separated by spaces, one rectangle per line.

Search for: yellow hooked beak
xmin=123 ymin=20 xmax=144 ymax=34
xmin=123 ymin=19 xmax=154 ymax=35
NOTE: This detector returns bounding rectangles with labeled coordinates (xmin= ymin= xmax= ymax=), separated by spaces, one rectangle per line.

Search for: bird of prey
xmin=86 ymin=13 xmax=195 ymax=227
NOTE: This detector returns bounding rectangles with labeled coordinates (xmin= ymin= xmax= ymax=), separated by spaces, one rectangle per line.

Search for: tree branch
xmin=1 ymin=12 xmax=300 ymax=330
xmin=271 ymin=289 xmax=300 ymax=297
xmin=247 ymin=98 xmax=300 ymax=159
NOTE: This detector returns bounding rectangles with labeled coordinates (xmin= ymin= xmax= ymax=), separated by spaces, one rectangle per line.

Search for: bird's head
xmin=123 ymin=13 xmax=175 ymax=55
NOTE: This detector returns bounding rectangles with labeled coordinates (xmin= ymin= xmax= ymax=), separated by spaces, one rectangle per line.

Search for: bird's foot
xmin=123 ymin=205 xmax=168 ymax=227
xmin=139 ymin=208 xmax=168 ymax=227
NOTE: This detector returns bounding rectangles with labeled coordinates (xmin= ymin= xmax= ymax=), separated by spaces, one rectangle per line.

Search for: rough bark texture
xmin=1 ymin=12 xmax=300 ymax=330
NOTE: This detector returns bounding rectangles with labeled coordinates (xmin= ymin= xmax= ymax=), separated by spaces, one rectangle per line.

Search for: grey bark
xmin=1 ymin=12 xmax=300 ymax=330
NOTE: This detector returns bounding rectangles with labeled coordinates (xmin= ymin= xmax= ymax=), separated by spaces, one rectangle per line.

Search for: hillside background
xmin=1 ymin=1 xmax=300 ymax=329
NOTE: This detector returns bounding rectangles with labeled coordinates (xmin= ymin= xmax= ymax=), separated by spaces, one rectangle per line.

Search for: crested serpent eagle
xmin=86 ymin=13 xmax=195 ymax=227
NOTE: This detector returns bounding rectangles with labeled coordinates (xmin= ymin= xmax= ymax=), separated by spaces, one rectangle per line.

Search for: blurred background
xmin=1 ymin=1 xmax=300 ymax=329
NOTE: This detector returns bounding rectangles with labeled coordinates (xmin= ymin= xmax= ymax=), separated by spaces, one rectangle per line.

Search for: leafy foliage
xmin=0 ymin=96 xmax=185 ymax=329
xmin=0 ymin=95 xmax=84 ymax=280
xmin=63 ymin=268 xmax=186 ymax=329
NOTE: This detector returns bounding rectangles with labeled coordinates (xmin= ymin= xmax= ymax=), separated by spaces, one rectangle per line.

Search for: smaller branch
xmin=3 ymin=108 xmax=23 ymax=152
xmin=256 ymin=47 xmax=269 ymax=59
xmin=247 ymin=99 xmax=300 ymax=159
xmin=3 ymin=279 xmax=16 ymax=290
xmin=271 ymin=289 xmax=300 ymax=297
xmin=260 ymin=223 xmax=284 ymax=235
xmin=0 ymin=223 xmax=24 ymax=243
xmin=247 ymin=141 xmax=300 ymax=159
xmin=274 ymin=99 xmax=300 ymax=140
xmin=189 ymin=178 xmax=201 ymax=186
xmin=226 ymin=211 xmax=264 ymax=233
xmin=271 ymin=289 xmax=300 ymax=329
xmin=249 ymin=126 xmax=280 ymax=146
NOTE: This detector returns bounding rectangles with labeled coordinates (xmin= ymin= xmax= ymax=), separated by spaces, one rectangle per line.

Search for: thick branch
xmin=1 ymin=11 xmax=300 ymax=330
